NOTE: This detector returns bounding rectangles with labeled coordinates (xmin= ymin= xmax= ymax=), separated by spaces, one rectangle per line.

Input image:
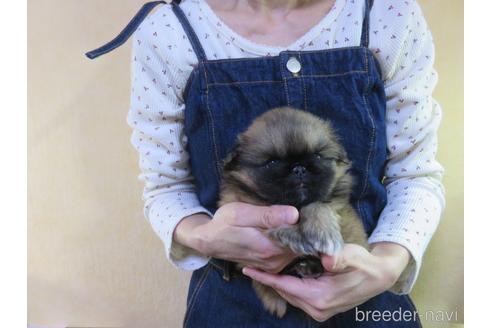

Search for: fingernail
xmin=282 ymin=207 xmax=298 ymax=224
xmin=242 ymin=267 xmax=251 ymax=276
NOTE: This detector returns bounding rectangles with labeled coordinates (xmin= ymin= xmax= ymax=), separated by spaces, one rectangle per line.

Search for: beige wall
xmin=27 ymin=1 xmax=463 ymax=327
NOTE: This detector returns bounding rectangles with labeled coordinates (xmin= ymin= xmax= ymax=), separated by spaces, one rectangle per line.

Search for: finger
xmin=321 ymin=254 xmax=337 ymax=271
xmin=228 ymin=203 xmax=298 ymax=228
xmin=275 ymin=289 xmax=307 ymax=310
xmin=242 ymin=267 xmax=308 ymax=296
xmin=321 ymin=244 xmax=367 ymax=273
xmin=260 ymin=255 xmax=295 ymax=274
xmin=326 ymin=298 xmax=372 ymax=319
xmin=273 ymin=274 xmax=369 ymax=322
xmin=321 ymin=254 xmax=353 ymax=273
xmin=344 ymin=297 xmax=372 ymax=312
xmin=320 ymin=271 xmax=381 ymax=310
xmin=276 ymin=289 xmax=331 ymax=323
xmin=276 ymin=278 xmax=368 ymax=322
xmin=271 ymin=252 xmax=299 ymax=273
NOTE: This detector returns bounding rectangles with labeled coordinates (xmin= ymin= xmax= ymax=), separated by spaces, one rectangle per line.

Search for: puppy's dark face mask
xmin=252 ymin=148 xmax=339 ymax=207
xmin=222 ymin=108 xmax=350 ymax=208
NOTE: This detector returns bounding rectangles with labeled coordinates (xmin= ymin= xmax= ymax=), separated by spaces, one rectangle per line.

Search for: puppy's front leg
xmin=268 ymin=224 xmax=317 ymax=255
xmin=299 ymin=202 xmax=344 ymax=256
xmin=268 ymin=202 xmax=343 ymax=256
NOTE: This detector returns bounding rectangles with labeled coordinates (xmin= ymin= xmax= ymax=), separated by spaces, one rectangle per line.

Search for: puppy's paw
xmin=300 ymin=206 xmax=344 ymax=256
xmin=308 ymin=226 xmax=344 ymax=256
xmin=268 ymin=226 xmax=316 ymax=255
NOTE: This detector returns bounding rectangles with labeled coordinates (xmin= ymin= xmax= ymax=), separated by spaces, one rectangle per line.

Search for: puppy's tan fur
xmin=219 ymin=107 xmax=367 ymax=317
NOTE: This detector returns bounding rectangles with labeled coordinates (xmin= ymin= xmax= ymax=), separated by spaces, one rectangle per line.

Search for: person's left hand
xmin=242 ymin=242 xmax=411 ymax=322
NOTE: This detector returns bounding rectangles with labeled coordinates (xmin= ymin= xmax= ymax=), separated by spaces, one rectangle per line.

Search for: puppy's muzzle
xmin=292 ymin=165 xmax=307 ymax=177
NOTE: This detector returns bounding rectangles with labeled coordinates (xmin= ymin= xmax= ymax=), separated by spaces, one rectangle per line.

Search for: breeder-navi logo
xmin=355 ymin=307 xmax=459 ymax=323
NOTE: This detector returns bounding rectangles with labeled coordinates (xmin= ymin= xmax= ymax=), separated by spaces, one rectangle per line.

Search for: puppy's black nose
xmin=292 ymin=165 xmax=307 ymax=177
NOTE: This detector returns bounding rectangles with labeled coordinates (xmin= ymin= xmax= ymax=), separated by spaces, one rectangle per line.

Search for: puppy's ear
xmin=223 ymin=145 xmax=239 ymax=172
xmin=223 ymin=135 xmax=245 ymax=172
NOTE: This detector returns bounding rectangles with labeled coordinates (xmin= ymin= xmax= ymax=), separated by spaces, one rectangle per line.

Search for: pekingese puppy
xmin=218 ymin=107 xmax=368 ymax=317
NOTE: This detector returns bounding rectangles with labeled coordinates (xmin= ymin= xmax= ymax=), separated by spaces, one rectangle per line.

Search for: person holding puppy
xmin=87 ymin=0 xmax=444 ymax=326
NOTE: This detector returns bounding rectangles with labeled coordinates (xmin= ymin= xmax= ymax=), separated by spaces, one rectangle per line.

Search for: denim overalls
xmin=87 ymin=1 xmax=422 ymax=327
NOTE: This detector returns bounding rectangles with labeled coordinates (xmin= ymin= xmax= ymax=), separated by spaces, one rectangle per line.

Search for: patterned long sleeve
xmin=127 ymin=15 xmax=212 ymax=270
xmin=367 ymin=0 xmax=445 ymax=294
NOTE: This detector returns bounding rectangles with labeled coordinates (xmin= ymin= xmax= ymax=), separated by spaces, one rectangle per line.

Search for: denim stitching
xmin=203 ymin=57 xmax=278 ymax=64
xmin=209 ymin=260 xmax=224 ymax=272
xmin=298 ymin=54 xmax=308 ymax=112
xmin=293 ymin=53 xmax=304 ymax=109
xmin=283 ymin=76 xmax=291 ymax=107
xmin=208 ymin=80 xmax=282 ymax=87
xmin=206 ymin=70 xmax=368 ymax=87
xmin=280 ymin=56 xmax=291 ymax=107
xmin=199 ymin=46 xmax=367 ymax=65
xmin=356 ymin=49 xmax=375 ymax=225
xmin=203 ymin=66 xmax=223 ymax=179
xmin=295 ymin=70 xmax=367 ymax=78
xmin=183 ymin=264 xmax=212 ymax=328
xmin=281 ymin=46 xmax=365 ymax=55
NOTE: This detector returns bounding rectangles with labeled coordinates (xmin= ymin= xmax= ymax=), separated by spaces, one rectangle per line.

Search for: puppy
xmin=218 ymin=107 xmax=368 ymax=317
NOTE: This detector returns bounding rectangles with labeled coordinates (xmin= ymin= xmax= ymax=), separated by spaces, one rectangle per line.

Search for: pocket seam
xmin=183 ymin=265 xmax=212 ymax=327
xmin=203 ymin=67 xmax=223 ymax=179
xmin=356 ymin=50 xmax=376 ymax=226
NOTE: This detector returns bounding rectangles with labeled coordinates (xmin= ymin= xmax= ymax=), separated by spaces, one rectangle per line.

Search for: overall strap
xmin=171 ymin=3 xmax=208 ymax=61
xmin=85 ymin=1 xmax=181 ymax=59
xmin=360 ymin=0 xmax=373 ymax=48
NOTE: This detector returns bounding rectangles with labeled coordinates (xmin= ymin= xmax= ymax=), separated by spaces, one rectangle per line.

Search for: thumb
xmin=229 ymin=203 xmax=299 ymax=229
xmin=321 ymin=254 xmax=339 ymax=272
xmin=321 ymin=244 xmax=364 ymax=273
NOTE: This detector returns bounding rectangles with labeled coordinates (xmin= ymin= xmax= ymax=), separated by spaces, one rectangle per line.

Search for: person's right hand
xmin=174 ymin=202 xmax=299 ymax=273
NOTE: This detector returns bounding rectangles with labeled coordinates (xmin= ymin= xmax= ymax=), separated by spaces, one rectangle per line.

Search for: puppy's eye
xmin=316 ymin=153 xmax=339 ymax=162
xmin=264 ymin=159 xmax=279 ymax=168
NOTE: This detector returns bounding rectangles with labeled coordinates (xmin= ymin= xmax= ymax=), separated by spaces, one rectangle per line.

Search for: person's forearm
xmin=370 ymin=242 xmax=411 ymax=284
xmin=173 ymin=213 xmax=211 ymax=254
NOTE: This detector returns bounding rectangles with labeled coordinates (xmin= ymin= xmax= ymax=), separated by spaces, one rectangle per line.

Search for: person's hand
xmin=174 ymin=202 xmax=299 ymax=273
xmin=242 ymin=242 xmax=410 ymax=322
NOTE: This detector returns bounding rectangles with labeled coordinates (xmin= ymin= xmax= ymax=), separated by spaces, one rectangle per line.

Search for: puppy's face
xmin=223 ymin=108 xmax=350 ymax=207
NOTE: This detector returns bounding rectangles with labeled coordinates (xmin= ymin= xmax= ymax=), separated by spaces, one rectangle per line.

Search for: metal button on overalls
xmin=85 ymin=0 xmax=423 ymax=327
xmin=286 ymin=57 xmax=301 ymax=74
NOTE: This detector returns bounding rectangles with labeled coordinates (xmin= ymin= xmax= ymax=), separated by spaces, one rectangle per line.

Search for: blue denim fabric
xmin=185 ymin=261 xmax=421 ymax=328
xmin=86 ymin=1 xmax=423 ymax=327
